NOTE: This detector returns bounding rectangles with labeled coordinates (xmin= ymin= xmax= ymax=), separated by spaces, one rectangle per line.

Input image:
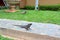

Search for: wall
xmin=39 ymin=0 xmax=60 ymax=5
xmin=26 ymin=0 xmax=60 ymax=6
xmin=19 ymin=0 xmax=26 ymax=8
xmin=26 ymin=0 xmax=35 ymax=6
xmin=1 ymin=0 xmax=60 ymax=8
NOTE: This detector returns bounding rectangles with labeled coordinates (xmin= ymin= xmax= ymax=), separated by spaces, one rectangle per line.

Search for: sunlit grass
xmin=0 ymin=10 xmax=60 ymax=24
xmin=0 ymin=35 xmax=13 ymax=40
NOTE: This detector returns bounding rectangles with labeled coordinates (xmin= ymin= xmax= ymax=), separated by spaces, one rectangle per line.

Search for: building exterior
xmin=20 ymin=0 xmax=60 ymax=8
xmin=0 ymin=0 xmax=60 ymax=8
xmin=26 ymin=0 xmax=60 ymax=6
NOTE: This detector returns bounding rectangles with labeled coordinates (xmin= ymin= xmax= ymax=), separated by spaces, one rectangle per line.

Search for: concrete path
xmin=0 ymin=19 xmax=60 ymax=38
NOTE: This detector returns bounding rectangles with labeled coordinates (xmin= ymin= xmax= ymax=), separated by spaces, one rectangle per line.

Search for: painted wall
xmin=1 ymin=0 xmax=60 ymax=8
xmin=26 ymin=0 xmax=35 ymax=6
xmin=26 ymin=0 xmax=60 ymax=6
xmin=19 ymin=0 xmax=26 ymax=8
xmin=39 ymin=0 xmax=60 ymax=5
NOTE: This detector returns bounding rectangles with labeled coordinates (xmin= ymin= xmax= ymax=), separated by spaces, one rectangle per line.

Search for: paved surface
xmin=0 ymin=19 xmax=60 ymax=38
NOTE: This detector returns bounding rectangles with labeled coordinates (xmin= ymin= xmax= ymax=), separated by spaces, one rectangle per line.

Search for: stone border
xmin=0 ymin=28 xmax=60 ymax=40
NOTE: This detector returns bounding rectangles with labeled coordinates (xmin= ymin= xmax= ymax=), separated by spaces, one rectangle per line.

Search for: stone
xmin=0 ymin=19 xmax=60 ymax=38
xmin=21 ymin=10 xmax=27 ymax=14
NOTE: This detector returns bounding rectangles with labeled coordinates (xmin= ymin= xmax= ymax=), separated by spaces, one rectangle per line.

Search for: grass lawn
xmin=0 ymin=35 xmax=13 ymax=40
xmin=0 ymin=10 xmax=60 ymax=25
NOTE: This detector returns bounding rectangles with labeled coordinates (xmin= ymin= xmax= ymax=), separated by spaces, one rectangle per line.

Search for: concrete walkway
xmin=0 ymin=19 xmax=60 ymax=38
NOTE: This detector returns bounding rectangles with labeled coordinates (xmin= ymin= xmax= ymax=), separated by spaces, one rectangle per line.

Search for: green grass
xmin=0 ymin=10 xmax=60 ymax=25
xmin=0 ymin=35 xmax=13 ymax=40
